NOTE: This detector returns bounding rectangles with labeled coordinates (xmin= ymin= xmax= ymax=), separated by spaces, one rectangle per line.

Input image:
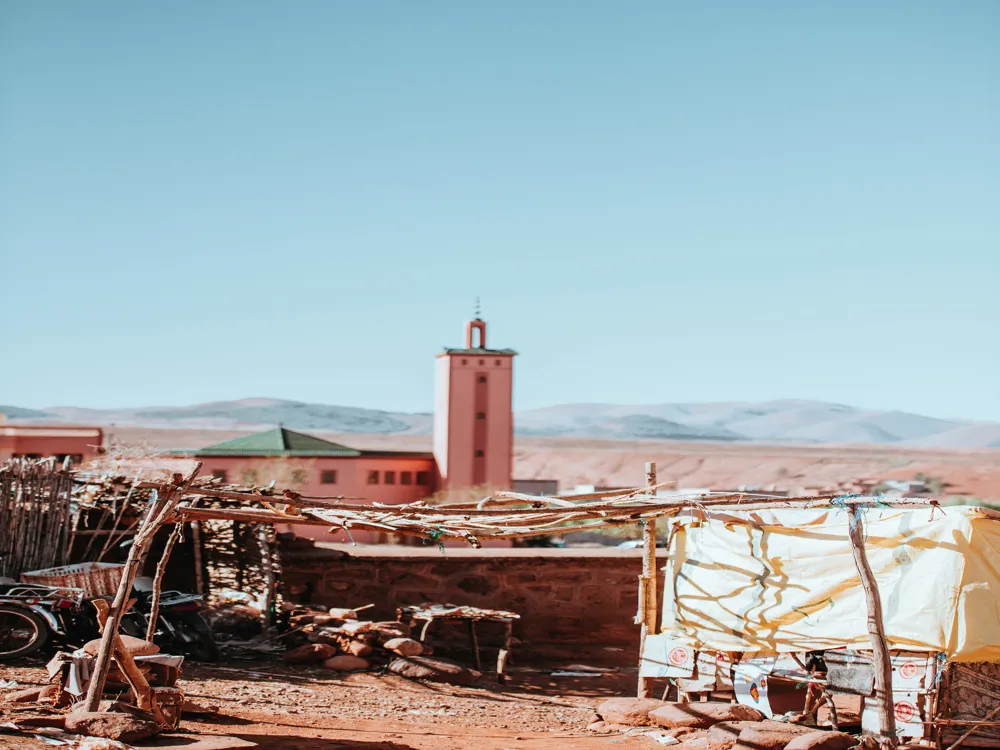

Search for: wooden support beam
xmin=84 ymin=464 xmax=201 ymax=713
xmin=637 ymin=461 xmax=658 ymax=698
xmin=146 ymin=523 xmax=182 ymax=643
xmin=847 ymin=505 xmax=897 ymax=746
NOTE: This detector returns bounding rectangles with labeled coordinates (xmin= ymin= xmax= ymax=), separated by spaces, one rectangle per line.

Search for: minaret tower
xmin=433 ymin=304 xmax=516 ymax=491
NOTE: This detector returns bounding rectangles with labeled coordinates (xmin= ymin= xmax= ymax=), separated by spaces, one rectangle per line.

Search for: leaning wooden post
xmin=84 ymin=465 xmax=200 ymax=712
xmin=145 ymin=523 xmax=183 ymax=643
xmin=637 ymin=461 xmax=658 ymax=698
xmin=846 ymin=504 xmax=897 ymax=745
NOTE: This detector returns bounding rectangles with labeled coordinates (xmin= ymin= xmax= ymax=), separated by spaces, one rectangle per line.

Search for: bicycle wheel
xmin=0 ymin=605 xmax=48 ymax=661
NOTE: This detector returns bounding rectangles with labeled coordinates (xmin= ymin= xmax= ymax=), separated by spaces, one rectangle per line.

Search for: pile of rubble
xmin=591 ymin=698 xmax=867 ymax=750
xmin=282 ymin=605 xmax=480 ymax=685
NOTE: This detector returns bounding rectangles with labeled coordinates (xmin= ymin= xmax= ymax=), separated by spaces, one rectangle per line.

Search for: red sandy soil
xmin=1 ymin=661 xmax=654 ymax=749
xmin=111 ymin=427 xmax=1000 ymax=501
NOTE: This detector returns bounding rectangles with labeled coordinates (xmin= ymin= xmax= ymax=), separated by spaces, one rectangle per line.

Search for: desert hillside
xmin=107 ymin=426 xmax=1000 ymax=502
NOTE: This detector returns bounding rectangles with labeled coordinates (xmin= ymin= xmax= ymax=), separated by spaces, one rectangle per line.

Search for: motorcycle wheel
xmin=0 ymin=605 xmax=48 ymax=661
xmin=174 ymin=612 xmax=219 ymax=662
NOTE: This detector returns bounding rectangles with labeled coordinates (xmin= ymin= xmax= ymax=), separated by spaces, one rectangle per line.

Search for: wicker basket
xmin=21 ymin=562 xmax=124 ymax=598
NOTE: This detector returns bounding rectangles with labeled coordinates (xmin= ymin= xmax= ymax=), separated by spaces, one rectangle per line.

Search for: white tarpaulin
xmin=660 ymin=505 xmax=1000 ymax=662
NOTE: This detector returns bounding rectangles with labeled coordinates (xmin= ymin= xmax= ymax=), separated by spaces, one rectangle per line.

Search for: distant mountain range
xmin=3 ymin=398 xmax=999 ymax=448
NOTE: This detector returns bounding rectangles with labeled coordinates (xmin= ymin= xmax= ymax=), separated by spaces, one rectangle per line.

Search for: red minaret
xmin=433 ymin=307 xmax=516 ymax=492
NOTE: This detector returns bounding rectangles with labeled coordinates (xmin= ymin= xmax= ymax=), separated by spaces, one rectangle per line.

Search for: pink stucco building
xmin=433 ymin=317 xmax=516 ymax=492
xmin=179 ymin=315 xmax=517 ymax=543
xmin=0 ymin=422 xmax=104 ymax=465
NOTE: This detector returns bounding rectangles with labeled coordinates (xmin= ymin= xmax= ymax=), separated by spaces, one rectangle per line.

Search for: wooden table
xmin=397 ymin=604 xmax=519 ymax=683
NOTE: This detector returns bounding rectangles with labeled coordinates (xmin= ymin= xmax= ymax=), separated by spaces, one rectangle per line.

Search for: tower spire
xmin=474 ymin=296 xmax=481 ymax=321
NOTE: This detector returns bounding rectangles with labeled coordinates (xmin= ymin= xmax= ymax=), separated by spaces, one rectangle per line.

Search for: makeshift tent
xmin=660 ymin=505 xmax=1000 ymax=662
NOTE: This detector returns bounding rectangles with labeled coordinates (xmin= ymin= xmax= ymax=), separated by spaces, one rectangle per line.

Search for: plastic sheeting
xmin=660 ymin=505 xmax=1000 ymax=662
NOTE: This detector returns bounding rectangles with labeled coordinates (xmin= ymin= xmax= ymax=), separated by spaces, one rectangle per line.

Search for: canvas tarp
xmin=660 ymin=505 xmax=1000 ymax=662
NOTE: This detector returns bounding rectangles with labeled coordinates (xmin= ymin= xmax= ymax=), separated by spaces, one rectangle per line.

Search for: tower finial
xmin=474 ymin=296 xmax=481 ymax=320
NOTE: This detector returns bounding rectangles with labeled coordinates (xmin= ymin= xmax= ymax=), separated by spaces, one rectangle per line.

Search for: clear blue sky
xmin=2 ymin=2 xmax=997 ymax=420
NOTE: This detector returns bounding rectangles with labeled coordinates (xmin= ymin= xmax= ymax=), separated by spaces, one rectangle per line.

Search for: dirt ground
xmin=1 ymin=659 xmax=656 ymax=749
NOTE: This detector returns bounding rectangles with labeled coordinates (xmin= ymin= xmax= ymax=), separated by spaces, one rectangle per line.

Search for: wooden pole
xmin=145 ymin=523 xmax=182 ymax=643
xmin=258 ymin=525 xmax=275 ymax=633
xmin=847 ymin=505 xmax=897 ymax=745
xmin=191 ymin=521 xmax=205 ymax=596
xmin=84 ymin=465 xmax=201 ymax=713
xmin=637 ymin=461 xmax=658 ymax=698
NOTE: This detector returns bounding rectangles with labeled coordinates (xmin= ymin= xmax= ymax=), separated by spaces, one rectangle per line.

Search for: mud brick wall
xmin=280 ymin=546 xmax=667 ymax=664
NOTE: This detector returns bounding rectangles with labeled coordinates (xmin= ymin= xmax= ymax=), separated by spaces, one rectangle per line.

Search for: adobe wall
xmin=280 ymin=545 xmax=666 ymax=665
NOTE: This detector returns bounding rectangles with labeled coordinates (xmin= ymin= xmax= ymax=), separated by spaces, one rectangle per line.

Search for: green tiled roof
xmin=441 ymin=348 xmax=517 ymax=356
xmin=190 ymin=427 xmax=362 ymax=457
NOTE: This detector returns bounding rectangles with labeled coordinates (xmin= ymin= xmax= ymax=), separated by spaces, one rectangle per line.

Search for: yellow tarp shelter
xmin=661 ymin=505 xmax=1000 ymax=662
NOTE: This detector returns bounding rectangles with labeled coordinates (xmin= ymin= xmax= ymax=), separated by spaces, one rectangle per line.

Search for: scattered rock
xmin=383 ymin=637 xmax=424 ymax=657
xmin=707 ymin=721 xmax=762 ymax=750
xmin=3 ymin=687 xmax=42 ymax=703
xmin=818 ymin=706 xmax=862 ymax=727
xmin=182 ymin=699 xmax=220 ymax=716
xmin=587 ymin=720 xmax=608 ymax=732
xmin=344 ymin=641 xmax=374 ymax=657
xmin=732 ymin=722 xmax=816 ymax=750
xmin=311 ymin=615 xmax=343 ymax=628
xmin=596 ymin=697 xmax=667 ymax=726
xmin=65 ymin=710 xmax=160 ymax=742
xmin=308 ymin=626 xmax=344 ymax=645
xmin=283 ymin=643 xmax=337 ymax=664
xmin=8 ymin=714 xmax=66 ymax=729
xmin=784 ymin=731 xmax=858 ymax=750
xmin=388 ymin=656 xmax=480 ymax=685
xmin=372 ymin=622 xmax=411 ymax=642
xmin=321 ymin=655 xmax=371 ymax=671
xmin=649 ymin=702 xmax=764 ymax=729
xmin=339 ymin=620 xmax=374 ymax=635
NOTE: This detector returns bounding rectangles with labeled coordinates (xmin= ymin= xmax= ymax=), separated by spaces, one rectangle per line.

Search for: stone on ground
xmin=784 ymin=731 xmax=858 ymax=750
xmin=383 ymin=637 xmax=424 ymax=657
xmin=387 ymin=656 xmax=480 ymax=685
xmin=649 ymin=702 xmax=764 ymax=729
xmin=732 ymin=722 xmax=817 ymax=750
xmin=3 ymin=687 xmax=42 ymax=703
xmin=65 ymin=710 xmax=160 ymax=742
xmin=708 ymin=720 xmax=765 ymax=750
xmin=371 ymin=621 xmax=410 ymax=642
xmin=321 ymin=655 xmax=370 ymax=671
xmin=344 ymin=640 xmax=374 ymax=657
xmin=596 ymin=697 xmax=667 ymax=726
xmin=282 ymin=643 xmax=337 ymax=663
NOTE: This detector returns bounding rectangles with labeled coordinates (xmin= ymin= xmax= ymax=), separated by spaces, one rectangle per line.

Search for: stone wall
xmin=280 ymin=545 xmax=666 ymax=665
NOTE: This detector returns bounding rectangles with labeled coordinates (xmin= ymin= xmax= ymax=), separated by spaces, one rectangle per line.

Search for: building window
xmin=475 ymin=450 xmax=485 ymax=457
xmin=462 ymin=359 xmax=467 ymax=365
xmin=495 ymin=359 xmax=501 ymax=366
xmin=241 ymin=469 xmax=258 ymax=484
xmin=401 ymin=471 xmax=412 ymax=485
xmin=321 ymin=470 xmax=337 ymax=484
xmin=476 ymin=412 xmax=486 ymax=420
xmin=478 ymin=375 xmax=487 ymax=383
xmin=212 ymin=469 xmax=228 ymax=482
xmin=290 ymin=469 xmax=307 ymax=484
xmin=416 ymin=471 xmax=429 ymax=486
xmin=384 ymin=471 xmax=396 ymax=485
xmin=367 ymin=470 xmax=379 ymax=485
xmin=479 ymin=359 xmax=485 ymax=365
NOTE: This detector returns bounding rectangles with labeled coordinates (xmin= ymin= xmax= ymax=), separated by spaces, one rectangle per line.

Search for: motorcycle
xmin=121 ymin=578 xmax=219 ymax=663
xmin=0 ymin=577 xmax=218 ymax=662
xmin=0 ymin=579 xmax=90 ymax=660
